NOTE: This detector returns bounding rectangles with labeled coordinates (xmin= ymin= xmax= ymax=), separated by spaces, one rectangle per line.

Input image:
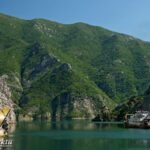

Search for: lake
xmin=3 ymin=121 xmax=150 ymax=150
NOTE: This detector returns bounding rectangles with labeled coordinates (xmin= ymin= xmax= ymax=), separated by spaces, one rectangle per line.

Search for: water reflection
xmin=2 ymin=121 xmax=150 ymax=150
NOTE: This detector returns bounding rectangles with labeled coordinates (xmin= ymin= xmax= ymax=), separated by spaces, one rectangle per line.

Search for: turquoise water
xmin=5 ymin=121 xmax=150 ymax=150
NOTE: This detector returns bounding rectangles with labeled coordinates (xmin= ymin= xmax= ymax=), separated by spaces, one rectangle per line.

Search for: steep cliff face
xmin=21 ymin=43 xmax=59 ymax=88
xmin=0 ymin=75 xmax=16 ymax=123
xmin=52 ymin=92 xmax=103 ymax=120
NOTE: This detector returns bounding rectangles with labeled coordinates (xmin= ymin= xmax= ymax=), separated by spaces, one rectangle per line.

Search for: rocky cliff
xmin=0 ymin=75 xmax=16 ymax=123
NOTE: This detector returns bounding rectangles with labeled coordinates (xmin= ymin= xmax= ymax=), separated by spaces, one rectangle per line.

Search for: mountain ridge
xmin=0 ymin=13 xmax=150 ymax=120
xmin=1 ymin=12 xmax=149 ymax=43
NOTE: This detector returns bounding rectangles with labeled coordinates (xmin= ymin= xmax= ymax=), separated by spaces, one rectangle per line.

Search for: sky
xmin=0 ymin=0 xmax=150 ymax=41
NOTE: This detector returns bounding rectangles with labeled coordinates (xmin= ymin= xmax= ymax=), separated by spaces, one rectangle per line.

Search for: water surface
xmin=5 ymin=121 xmax=150 ymax=150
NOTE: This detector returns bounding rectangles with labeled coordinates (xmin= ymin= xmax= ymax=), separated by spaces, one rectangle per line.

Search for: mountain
xmin=1 ymin=13 xmax=150 ymax=120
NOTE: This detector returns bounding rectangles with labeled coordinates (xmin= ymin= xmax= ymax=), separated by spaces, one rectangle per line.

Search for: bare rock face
xmin=33 ymin=112 xmax=51 ymax=121
xmin=18 ymin=111 xmax=51 ymax=121
xmin=18 ymin=114 xmax=33 ymax=121
xmin=0 ymin=75 xmax=16 ymax=123
xmin=22 ymin=46 xmax=59 ymax=88
xmin=52 ymin=92 xmax=100 ymax=120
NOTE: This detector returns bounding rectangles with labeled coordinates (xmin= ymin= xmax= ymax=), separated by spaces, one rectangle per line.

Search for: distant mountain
xmin=1 ymin=13 xmax=150 ymax=120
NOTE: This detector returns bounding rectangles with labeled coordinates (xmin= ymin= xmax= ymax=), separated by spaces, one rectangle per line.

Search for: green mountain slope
xmin=1 ymin=13 xmax=150 ymax=120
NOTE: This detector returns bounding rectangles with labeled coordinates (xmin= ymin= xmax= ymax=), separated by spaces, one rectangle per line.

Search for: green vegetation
xmin=1 ymin=13 xmax=150 ymax=119
xmin=111 ymin=96 xmax=144 ymax=121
